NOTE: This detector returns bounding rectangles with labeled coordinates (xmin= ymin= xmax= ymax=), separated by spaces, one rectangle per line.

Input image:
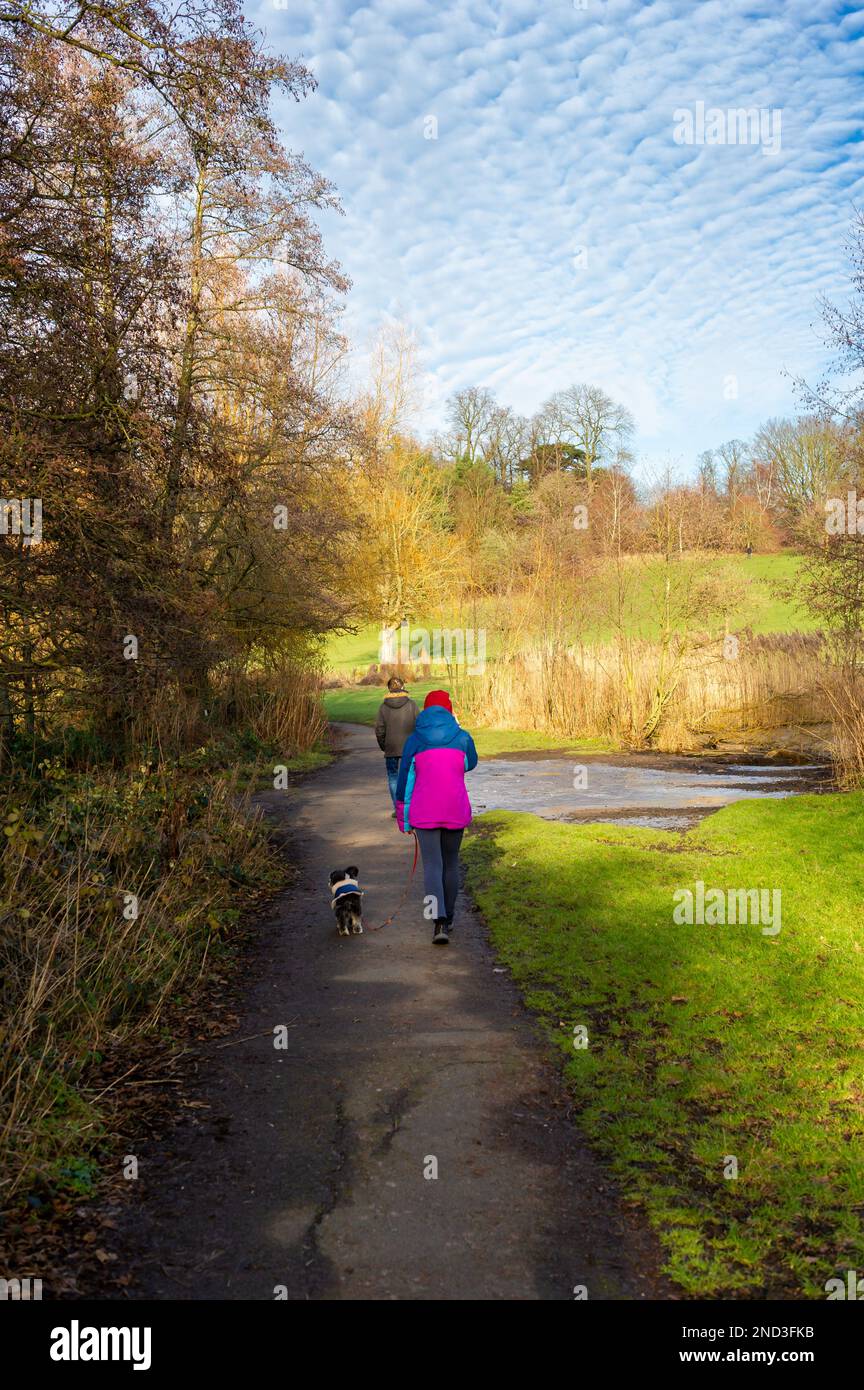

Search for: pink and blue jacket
xmin=394 ymin=707 xmax=478 ymax=833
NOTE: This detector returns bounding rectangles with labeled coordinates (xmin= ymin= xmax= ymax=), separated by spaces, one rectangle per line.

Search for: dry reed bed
xmin=128 ymin=663 xmax=329 ymax=761
xmin=454 ymin=634 xmax=830 ymax=751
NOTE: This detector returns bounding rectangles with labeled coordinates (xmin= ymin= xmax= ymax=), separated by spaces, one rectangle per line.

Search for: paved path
xmin=112 ymin=724 xmax=669 ymax=1301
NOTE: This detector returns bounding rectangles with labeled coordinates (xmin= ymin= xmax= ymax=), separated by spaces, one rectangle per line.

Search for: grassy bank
xmin=463 ymin=793 xmax=864 ymax=1297
xmin=322 ymin=684 xmax=612 ymax=755
xmin=323 ymin=553 xmax=814 ymax=673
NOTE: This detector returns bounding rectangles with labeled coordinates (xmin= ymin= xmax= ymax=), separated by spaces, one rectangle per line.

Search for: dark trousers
xmin=415 ymin=827 xmax=464 ymax=923
xmin=385 ymin=755 xmax=400 ymax=806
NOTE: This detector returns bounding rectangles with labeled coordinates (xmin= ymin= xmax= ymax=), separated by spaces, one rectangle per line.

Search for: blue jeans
xmin=385 ymin=756 xmax=400 ymax=806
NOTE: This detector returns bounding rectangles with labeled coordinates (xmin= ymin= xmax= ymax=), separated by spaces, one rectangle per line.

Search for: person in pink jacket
xmin=394 ymin=690 xmax=478 ymax=945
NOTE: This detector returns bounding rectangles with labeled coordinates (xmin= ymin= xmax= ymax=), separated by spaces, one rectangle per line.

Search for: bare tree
xmin=697 ymin=449 xmax=717 ymax=493
xmin=752 ymin=416 xmax=850 ymax=531
xmin=541 ymin=383 xmax=635 ymax=489
xmin=715 ymin=439 xmax=749 ymax=506
xmin=484 ymin=405 xmax=529 ymax=487
xmin=444 ymin=386 xmax=497 ymax=465
xmin=361 ymin=321 xmax=421 ymax=450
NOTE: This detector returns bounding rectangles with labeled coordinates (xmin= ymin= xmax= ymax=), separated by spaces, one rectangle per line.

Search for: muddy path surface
xmin=87 ymin=723 xmax=673 ymax=1302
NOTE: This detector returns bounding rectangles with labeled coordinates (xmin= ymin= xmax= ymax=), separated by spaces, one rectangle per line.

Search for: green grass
xmin=320 ymin=625 xmax=388 ymax=673
xmin=323 ymin=682 xmax=441 ymax=723
xmin=462 ymin=792 xmax=864 ymax=1298
xmin=247 ymin=746 xmax=333 ymax=791
xmin=468 ymin=729 xmax=612 ymax=756
xmin=581 ymin=551 xmax=814 ymax=642
xmin=729 ymin=552 xmax=814 ymax=634
xmin=322 ymin=684 xmax=611 ymax=756
xmin=323 ymin=553 xmax=815 ymax=672
xmin=323 ymin=625 xmax=508 ymax=673
xmin=164 ymin=732 xmax=333 ymax=787
xmin=274 ymin=748 xmax=333 ymax=774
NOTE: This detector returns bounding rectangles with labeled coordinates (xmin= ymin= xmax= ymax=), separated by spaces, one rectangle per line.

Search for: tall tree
xmin=0 ymin=0 xmax=354 ymax=754
xmin=444 ymin=386 xmax=497 ymax=466
xmin=540 ymin=383 xmax=635 ymax=489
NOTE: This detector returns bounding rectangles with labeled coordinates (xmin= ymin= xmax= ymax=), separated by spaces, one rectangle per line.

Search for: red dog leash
xmin=367 ymin=829 xmax=419 ymax=932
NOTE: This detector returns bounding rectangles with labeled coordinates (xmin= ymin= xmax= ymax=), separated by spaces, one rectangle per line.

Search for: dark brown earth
xmin=73 ymin=724 xmax=675 ymax=1301
xmin=486 ymin=744 xmax=831 ymax=777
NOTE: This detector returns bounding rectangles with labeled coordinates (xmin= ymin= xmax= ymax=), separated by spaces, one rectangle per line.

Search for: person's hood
xmin=415 ymin=705 xmax=460 ymax=746
xmin=384 ymin=695 xmax=410 ymax=708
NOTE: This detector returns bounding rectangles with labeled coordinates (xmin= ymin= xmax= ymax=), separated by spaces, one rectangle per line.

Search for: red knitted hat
xmin=424 ymin=689 xmax=453 ymax=712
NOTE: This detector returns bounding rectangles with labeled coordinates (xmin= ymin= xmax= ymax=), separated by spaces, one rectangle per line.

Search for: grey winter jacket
xmin=374 ymin=695 xmax=419 ymax=757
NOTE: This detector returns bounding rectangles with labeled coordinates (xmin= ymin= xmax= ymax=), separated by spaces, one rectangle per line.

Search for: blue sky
xmin=256 ymin=0 xmax=864 ymax=478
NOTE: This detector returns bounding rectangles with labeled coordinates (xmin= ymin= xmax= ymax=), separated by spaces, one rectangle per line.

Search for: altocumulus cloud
xmin=252 ymin=0 xmax=864 ymax=473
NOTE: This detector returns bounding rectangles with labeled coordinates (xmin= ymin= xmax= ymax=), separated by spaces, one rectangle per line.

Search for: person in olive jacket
xmin=374 ymin=677 xmax=419 ymax=812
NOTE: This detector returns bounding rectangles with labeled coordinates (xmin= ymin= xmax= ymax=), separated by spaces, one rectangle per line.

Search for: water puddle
xmin=470 ymin=757 xmax=829 ymax=829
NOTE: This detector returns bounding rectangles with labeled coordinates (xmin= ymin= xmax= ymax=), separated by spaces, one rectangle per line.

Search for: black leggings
xmin=415 ymin=827 xmax=464 ymax=923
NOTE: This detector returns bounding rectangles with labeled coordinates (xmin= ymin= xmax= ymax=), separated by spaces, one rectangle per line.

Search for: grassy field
xmin=322 ymin=683 xmax=612 ymax=755
xmin=462 ymin=792 xmax=864 ymax=1298
xmin=324 ymin=553 xmax=815 ymax=672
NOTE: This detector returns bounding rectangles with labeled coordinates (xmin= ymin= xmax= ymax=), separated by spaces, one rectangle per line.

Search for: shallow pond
xmin=469 ymin=756 xmax=829 ymax=829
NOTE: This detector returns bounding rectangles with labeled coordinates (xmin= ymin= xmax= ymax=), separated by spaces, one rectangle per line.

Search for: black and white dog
xmin=329 ymin=866 xmax=363 ymax=936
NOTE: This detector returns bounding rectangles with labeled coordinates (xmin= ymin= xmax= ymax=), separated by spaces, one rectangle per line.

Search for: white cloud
xmin=257 ymin=0 xmax=864 ymax=475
